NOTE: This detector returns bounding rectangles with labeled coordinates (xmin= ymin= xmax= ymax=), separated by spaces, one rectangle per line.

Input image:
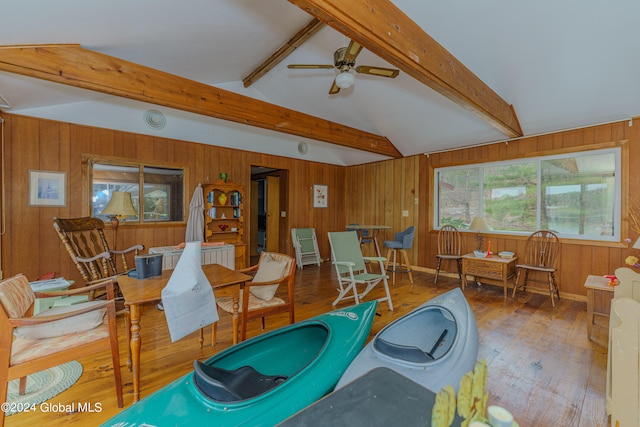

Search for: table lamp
xmin=469 ymin=216 xmax=491 ymax=250
xmin=633 ymin=237 xmax=640 ymax=250
xmin=102 ymin=191 xmax=137 ymax=248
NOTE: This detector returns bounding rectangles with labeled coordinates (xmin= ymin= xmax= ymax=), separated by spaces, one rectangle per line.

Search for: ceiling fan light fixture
xmin=335 ymin=71 xmax=355 ymax=89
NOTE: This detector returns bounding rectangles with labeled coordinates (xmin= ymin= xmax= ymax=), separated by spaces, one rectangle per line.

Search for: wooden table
xmin=461 ymin=253 xmax=518 ymax=298
xmin=118 ymin=263 xmax=251 ymax=402
xmin=345 ymin=225 xmax=392 ymax=257
xmin=584 ymin=274 xmax=614 ymax=340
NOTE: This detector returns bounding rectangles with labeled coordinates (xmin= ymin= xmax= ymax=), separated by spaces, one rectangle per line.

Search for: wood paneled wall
xmin=2 ymin=113 xmax=639 ymax=300
xmin=345 ymin=156 xmax=421 ymax=259
xmin=345 ymin=120 xmax=640 ymax=299
xmin=0 ymin=114 xmax=344 ymax=285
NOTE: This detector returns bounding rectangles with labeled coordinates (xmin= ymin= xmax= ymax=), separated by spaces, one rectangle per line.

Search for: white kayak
xmin=335 ymin=288 xmax=479 ymax=393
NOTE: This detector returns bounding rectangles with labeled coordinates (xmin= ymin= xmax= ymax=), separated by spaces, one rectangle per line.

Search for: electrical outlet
xmin=280 ymin=211 xmax=286 ymax=217
xmin=402 ymin=210 xmax=409 ymax=217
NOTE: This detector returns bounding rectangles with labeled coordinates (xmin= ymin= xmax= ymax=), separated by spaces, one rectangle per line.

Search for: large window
xmin=89 ymin=159 xmax=185 ymax=224
xmin=434 ymin=148 xmax=620 ymax=241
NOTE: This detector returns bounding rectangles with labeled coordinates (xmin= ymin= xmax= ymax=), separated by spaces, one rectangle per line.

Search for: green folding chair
xmin=291 ymin=228 xmax=321 ymax=268
xmin=327 ymin=231 xmax=393 ymax=310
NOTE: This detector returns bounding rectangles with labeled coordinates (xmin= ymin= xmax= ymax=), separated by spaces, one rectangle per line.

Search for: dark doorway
xmin=250 ymin=166 xmax=289 ymax=264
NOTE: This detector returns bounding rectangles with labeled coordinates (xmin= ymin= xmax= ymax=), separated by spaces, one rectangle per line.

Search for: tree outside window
xmin=435 ymin=148 xmax=620 ymax=241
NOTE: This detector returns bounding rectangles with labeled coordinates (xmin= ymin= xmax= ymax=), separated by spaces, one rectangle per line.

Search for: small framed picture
xmin=313 ymin=184 xmax=328 ymax=208
xmin=29 ymin=170 xmax=67 ymax=207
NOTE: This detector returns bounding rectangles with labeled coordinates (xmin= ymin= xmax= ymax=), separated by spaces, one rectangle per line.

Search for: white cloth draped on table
xmin=161 ymin=242 xmax=218 ymax=342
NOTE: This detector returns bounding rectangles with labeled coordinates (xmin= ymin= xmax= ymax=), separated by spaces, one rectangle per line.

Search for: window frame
xmin=84 ymin=155 xmax=188 ymax=226
xmin=432 ymin=145 xmax=625 ymax=243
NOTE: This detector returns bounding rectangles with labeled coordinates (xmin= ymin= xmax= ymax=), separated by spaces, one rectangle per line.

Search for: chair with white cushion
xmin=212 ymin=252 xmax=296 ymax=343
xmin=0 ymin=274 xmax=122 ymax=427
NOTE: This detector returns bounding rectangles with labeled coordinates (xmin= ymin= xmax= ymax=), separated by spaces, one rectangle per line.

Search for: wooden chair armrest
xmin=73 ymin=251 xmax=112 ymax=263
xmin=245 ymin=277 xmax=288 ymax=287
xmin=110 ymin=244 xmax=144 ymax=255
xmin=90 ymin=271 xmax=129 ymax=282
xmin=236 ymin=264 xmax=260 ymax=274
xmin=84 ymin=273 xmax=128 ymax=286
xmin=34 ymin=279 xmax=115 ymax=299
xmin=9 ymin=299 xmax=112 ymax=327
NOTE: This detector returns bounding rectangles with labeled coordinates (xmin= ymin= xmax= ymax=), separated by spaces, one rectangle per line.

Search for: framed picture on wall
xmin=29 ymin=170 xmax=67 ymax=207
xmin=313 ymin=184 xmax=328 ymax=208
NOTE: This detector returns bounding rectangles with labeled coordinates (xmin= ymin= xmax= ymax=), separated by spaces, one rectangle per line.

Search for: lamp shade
xmin=633 ymin=237 xmax=640 ymax=249
xmin=469 ymin=216 xmax=491 ymax=231
xmin=102 ymin=191 xmax=137 ymax=217
xmin=335 ymin=71 xmax=355 ymax=89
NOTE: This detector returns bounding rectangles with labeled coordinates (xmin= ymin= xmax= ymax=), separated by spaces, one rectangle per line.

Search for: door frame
xmin=250 ymin=166 xmax=289 ymax=256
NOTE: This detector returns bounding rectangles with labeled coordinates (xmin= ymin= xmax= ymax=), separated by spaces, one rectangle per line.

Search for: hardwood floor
xmin=6 ymin=262 xmax=610 ymax=426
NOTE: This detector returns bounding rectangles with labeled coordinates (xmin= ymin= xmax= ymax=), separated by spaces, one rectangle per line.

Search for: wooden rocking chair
xmin=53 ymin=217 xmax=144 ymax=293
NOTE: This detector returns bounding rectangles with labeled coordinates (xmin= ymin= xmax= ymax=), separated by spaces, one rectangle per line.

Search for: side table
xmin=461 ymin=254 xmax=518 ymax=298
xmin=584 ymin=274 xmax=614 ymax=340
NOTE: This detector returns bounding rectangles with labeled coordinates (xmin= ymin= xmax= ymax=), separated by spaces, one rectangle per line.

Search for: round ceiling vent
xmin=298 ymin=142 xmax=308 ymax=155
xmin=144 ymin=110 xmax=166 ymax=130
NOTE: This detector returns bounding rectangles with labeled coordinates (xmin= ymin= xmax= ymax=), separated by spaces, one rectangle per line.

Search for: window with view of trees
xmin=89 ymin=160 xmax=185 ymax=224
xmin=434 ymin=148 xmax=620 ymax=241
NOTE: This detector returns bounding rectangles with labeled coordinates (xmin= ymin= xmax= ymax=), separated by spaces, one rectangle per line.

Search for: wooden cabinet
xmin=203 ymin=180 xmax=246 ymax=268
xmin=461 ymin=254 xmax=517 ymax=298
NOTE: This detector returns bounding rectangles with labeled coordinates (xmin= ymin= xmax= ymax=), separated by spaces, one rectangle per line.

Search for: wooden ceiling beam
xmin=243 ymin=18 xmax=325 ymax=87
xmin=288 ymin=0 xmax=523 ymax=138
xmin=0 ymin=44 xmax=402 ymax=158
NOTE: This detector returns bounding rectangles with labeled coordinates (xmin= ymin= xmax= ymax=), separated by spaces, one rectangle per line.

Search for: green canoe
xmin=102 ymin=301 xmax=378 ymax=427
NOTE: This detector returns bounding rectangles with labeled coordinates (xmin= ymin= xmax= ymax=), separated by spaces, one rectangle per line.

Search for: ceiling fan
xmin=287 ymin=40 xmax=400 ymax=94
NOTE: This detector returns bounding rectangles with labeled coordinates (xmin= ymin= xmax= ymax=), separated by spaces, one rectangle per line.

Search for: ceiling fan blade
xmin=355 ymin=65 xmax=399 ymax=78
xmin=287 ymin=64 xmax=335 ymax=69
xmin=343 ymin=40 xmax=363 ymax=63
xmin=329 ymin=78 xmax=340 ymax=95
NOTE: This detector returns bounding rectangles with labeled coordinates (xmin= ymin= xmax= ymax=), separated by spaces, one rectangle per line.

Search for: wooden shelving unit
xmin=203 ymin=180 xmax=246 ymax=268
